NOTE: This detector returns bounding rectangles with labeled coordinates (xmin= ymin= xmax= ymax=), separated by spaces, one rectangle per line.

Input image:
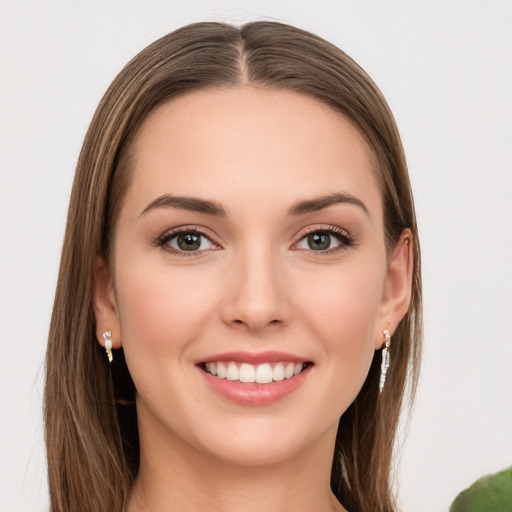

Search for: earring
xmin=379 ymin=329 xmax=391 ymax=393
xmin=102 ymin=330 xmax=113 ymax=363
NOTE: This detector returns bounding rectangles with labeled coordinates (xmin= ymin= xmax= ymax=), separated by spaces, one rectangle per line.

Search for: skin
xmin=94 ymin=86 xmax=412 ymax=512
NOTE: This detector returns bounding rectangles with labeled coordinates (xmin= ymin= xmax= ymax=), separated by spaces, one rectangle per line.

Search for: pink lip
xmin=199 ymin=351 xmax=309 ymax=365
xmin=198 ymin=364 xmax=313 ymax=406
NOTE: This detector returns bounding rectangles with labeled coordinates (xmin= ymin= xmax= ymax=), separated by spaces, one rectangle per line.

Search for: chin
xmin=202 ymin=434 xmax=306 ymax=468
xmin=189 ymin=413 xmax=337 ymax=469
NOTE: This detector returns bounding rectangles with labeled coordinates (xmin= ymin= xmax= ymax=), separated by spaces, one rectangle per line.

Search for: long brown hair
xmin=45 ymin=21 xmax=422 ymax=512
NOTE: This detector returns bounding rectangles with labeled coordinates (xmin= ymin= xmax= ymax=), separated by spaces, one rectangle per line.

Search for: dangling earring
xmin=379 ymin=329 xmax=391 ymax=393
xmin=103 ymin=330 xmax=113 ymax=363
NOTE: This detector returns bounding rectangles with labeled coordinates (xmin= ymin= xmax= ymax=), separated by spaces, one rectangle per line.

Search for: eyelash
xmin=152 ymin=226 xmax=220 ymax=257
xmin=152 ymin=225 xmax=354 ymax=256
xmin=294 ymin=225 xmax=354 ymax=255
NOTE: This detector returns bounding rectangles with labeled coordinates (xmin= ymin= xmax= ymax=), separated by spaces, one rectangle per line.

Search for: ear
xmin=93 ymin=256 xmax=122 ymax=349
xmin=376 ymin=229 xmax=414 ymax=348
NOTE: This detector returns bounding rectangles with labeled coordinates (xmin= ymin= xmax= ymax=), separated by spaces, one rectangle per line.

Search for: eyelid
xmin=152 ymin=223 xmax=353 ymax=255
xmin=153 ymin=225 xmax=222 ymax=255
xmin=296 ymin=224 xmax=351 ymax=238
xmin=291 ymin=224 xmax=354 ymax=252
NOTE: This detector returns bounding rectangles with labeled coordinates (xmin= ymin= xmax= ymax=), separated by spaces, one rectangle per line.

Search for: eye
xmin=294 ymin=228 xmax=353 ymax=252
xmin=157 ymin=228 xmax=219 ymax=254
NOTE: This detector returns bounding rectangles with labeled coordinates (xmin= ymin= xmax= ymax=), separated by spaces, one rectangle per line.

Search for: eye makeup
xmin=150 ymin=225 xmax=221 ymax=257
xmin=292 ymin=225 xmax=354 ymax=255
xmin=150 ymin=222 xmax=355 ymax=258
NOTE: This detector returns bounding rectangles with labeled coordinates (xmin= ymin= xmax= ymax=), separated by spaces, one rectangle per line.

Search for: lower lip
xmin=199 ymin=365 xmax=312 ymax=406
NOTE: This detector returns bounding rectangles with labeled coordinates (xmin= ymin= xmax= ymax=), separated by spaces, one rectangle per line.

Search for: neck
xmin=126 ymin=417 xmax=346 ymax=512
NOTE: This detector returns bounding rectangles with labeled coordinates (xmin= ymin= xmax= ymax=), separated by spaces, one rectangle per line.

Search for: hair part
xmin=45 ymin=21 xmax=422 ymax=512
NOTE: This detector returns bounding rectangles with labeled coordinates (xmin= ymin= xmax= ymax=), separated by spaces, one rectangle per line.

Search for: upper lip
xmin=198 ymin=351 xmax=310 ymax=365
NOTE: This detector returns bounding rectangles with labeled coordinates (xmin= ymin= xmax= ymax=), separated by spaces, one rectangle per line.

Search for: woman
xmin=44 ymin=21 xmax=422 ymax=512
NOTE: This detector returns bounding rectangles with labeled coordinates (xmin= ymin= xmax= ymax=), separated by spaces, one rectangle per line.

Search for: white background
xmin=1 ymin=1 xmax=511 ymax=511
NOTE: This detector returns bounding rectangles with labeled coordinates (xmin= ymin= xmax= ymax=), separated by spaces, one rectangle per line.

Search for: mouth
xmin=196 ymin=352 xmax=313 ymax=406
xmin=199 ymin=361 xmax=312 ymax=384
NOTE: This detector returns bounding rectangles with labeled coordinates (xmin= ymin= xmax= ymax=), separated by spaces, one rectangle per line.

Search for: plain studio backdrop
xmin=1 ymin=1 xmax=511 ymax=511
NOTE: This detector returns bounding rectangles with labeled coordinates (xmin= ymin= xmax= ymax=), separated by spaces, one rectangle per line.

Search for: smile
xmin=203 ymin=361 xmax=306 ymax=384
xmin=197 ymin=352 xmax=313 ymax=406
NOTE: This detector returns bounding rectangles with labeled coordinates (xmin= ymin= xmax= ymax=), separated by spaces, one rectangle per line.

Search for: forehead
xmin=125 ymin=86 xmax=381 ymax=218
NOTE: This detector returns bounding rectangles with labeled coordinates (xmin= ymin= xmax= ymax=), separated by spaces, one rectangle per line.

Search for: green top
xmin=450 ymin=467 xmax=512 ymax=512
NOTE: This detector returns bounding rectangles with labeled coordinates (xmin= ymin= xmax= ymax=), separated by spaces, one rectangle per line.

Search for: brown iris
xmin=307 ymin=232 xmax=331 ymax=250
xmin=177 ymin=233 xmax=201 ymax=251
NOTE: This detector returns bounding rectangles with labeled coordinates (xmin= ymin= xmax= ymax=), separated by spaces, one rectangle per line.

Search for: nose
xmin=221 ymin=246 xmax=291 ymax=332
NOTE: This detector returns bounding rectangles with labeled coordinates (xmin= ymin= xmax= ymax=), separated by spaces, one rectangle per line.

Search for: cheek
xmin=114 ymin=256 xmax=221 ymax=359
xmin=294 ymin=259 xmax=385 ymax=363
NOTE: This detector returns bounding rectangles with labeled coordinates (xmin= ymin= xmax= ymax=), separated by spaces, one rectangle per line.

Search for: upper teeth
xmin=205 ymin=361 xmax=304 ymax=383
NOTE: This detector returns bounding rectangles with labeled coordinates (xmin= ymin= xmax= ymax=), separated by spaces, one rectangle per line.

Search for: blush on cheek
xmin=115 ymin=262 xmax=220 ymax=354
xmin=295 ymin=275 xmax=381 ymax=404
xmin=304 ymin=271 xmax=381 ymax=342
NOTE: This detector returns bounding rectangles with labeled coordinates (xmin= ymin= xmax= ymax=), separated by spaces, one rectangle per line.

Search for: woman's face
xmin=97 ymin=86 xmax=409 ymax=466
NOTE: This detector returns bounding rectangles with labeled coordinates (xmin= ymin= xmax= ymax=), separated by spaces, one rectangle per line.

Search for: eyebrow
xmin=139 ymin=192 xmax=368 ymax=219
xmin=287 ymin=193 xmax=369 ymax=217
xmin=140 ymin=194 xmax=227 ymax=217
